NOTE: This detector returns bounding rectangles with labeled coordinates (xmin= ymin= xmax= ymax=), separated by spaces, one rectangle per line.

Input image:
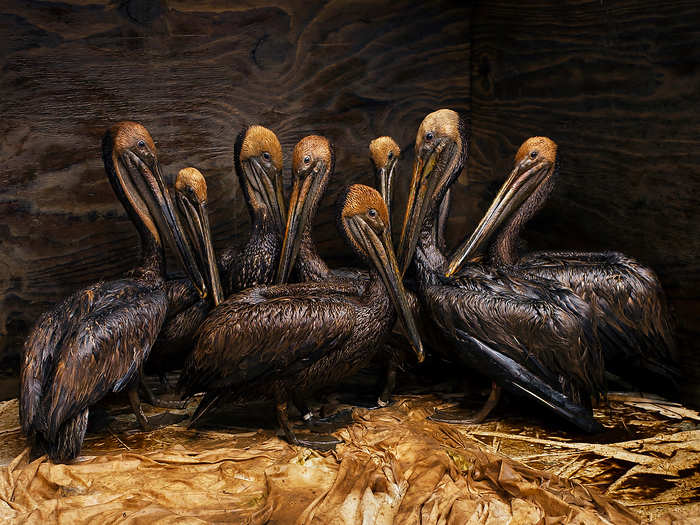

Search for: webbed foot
xmin=291 ymin=433 xmax=342 ymax=451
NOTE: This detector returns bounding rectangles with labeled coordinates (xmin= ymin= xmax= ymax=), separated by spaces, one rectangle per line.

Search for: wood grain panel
xmin=465 ymin=0 xmax=700 ymax=405
xmin=0 ymin=1 xmax=471 ymax=363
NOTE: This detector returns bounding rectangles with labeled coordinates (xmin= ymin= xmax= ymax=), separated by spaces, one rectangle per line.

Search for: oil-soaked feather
xmin=40 ymin=280 xmax=167 ymax=440
xmin=180 ymin=278 xmax=395 ymax=399
xmin=20 ymin=283 xmax=103 ymax=434
xmin=428 ymin=263 xmax=604 ymax=405
xmin=519 ymin=251 xmax=678 ymax=383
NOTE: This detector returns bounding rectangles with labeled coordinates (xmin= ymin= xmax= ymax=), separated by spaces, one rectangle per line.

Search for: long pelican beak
xmin=243 ymin=157 xmax=287 ymax=235
xmin=397 ymin=140 xmax=455 ymax=274
xmin=120 ymin=151 xmax=207 ymax=298
xmin=347 ymin=216 xmax=424 ymax=362
xmin=275 ymin=162 xmax=326 ymax=283
xmin=445 ymin=159 xmax=553 ymax=277
xmin=177 ymin=194 xmax=224 ymax=306
xmin=376 ymin=158 xmax=398 ymax=229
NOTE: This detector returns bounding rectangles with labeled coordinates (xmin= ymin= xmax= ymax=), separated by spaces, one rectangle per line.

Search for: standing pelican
xmin=398 ymin=110 xmax=605 ymax=431
xmin=179 ymin=185 xmax=423 ymax=448
xmin=20 ymin=122 xmax=210 ymax=461
xmin=275 ymin=135 xmax=420 ymax=408
xmin=446 ymin=137 xmax=678 ymax=392
xmin=147 ymin=126 xmax=286 ymax=377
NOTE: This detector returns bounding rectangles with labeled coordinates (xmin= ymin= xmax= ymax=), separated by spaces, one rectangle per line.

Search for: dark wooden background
xmin=1 ymin=0 xmax=699 ymax=405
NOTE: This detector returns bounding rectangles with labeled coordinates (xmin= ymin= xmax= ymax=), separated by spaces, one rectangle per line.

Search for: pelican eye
xmin=303 ymin=155 xmax=311 ymax=164
xmin=262 ymin=151 xmax=271 ymax=161
xmin=137 ymin=140 xmax=146 ymax=148
xmin=530 ymin=150 xmax=538 ymax=159
xmin=368 ymin=208 xmax=377 ymax=218
xmin=425 ymin=132 xmax=434 ymax=141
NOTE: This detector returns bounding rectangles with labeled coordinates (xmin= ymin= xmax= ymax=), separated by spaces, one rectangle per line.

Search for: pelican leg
xmin=128 ymin=388 xmax=150 ymax=431
xmin=292 ymin=393 xmax=313 ymax=422
xmin=293 ymin=392 xmax=355 ymax=432
xmin=277 ymin=391 xmax=341 ymax=451
xmin=139 ymin=366 xmax=187 ymax=409
xmin=377 ymin=361 xmax=398 ymax=407
xmin=429 ymin=382 xmax=501 ymax=424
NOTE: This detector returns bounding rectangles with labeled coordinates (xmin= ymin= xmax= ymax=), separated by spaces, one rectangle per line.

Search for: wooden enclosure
xmin=1 ymin=0 xmax=699 ymax=405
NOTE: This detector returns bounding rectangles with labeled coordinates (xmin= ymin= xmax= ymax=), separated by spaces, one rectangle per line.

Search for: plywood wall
xmin=465 ymin=0 xmax=700 ymax=405
xmin=1 ymin=0 xmax=698 ymax=405
xmin=0 ymin=0 xmax=471 ymax=360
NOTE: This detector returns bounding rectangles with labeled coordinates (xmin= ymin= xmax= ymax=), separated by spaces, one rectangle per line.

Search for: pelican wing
xmin=428 ymin=266 xmax=604 ymax=405
xmin=40 ymin=280 xmax=167 ymax=440
xmin=180 ymin=285 xmax=360 ymax=396
xmin=20 ymin=283 xmax=103 ymax=434
xmin=519 ymin=250 xmax=677 ymax=384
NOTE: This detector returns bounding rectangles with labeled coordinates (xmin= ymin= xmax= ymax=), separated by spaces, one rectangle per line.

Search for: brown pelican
xmin=147 ymin=126 xmax=286 ymax=379
xmin=446 ymin=137 xmax=678 ymax=393
xmin=275 ymin=135 xmax=342 ymax=286
xmin=273 ymin=135 xmax=421 ymax=409
xmin=179 ymin=185 xmax=423 ymax=448
xmin=397 ymin=110 xmax=605 ymax=432
xmin=20 ymin=122 xmax=210 ymax=461
xmin=370 ymin=136 xmax=400 ymax=226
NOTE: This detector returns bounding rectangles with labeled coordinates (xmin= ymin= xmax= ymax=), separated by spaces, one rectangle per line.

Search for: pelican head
xmin=175 ymin=167 xmax=224 ymax=306
xmin=445 ymin=137 xmax=558 ymax=276
xmin=369 ymin=136 xmax=400 ymax=219
xmin=397 ymin=109 xmax=468 ymax=273
xmin=275 ymin=135 xmax=333 ymax=284
xmin=235 ymin=125 xmax=286 ymax=235
xmin=339 ymin=184 xmax=424 ymax=363
xmin=102 ymin=121 xmax=206 ymax=297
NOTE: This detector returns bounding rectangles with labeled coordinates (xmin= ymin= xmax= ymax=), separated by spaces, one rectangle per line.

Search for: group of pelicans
xmin=19 ymin=109 xmax=678 ymax=462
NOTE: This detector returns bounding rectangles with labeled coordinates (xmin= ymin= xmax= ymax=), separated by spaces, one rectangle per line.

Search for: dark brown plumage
xmin=20 ymin=122 xmax=206 ymax=462
xmin=179 ymin=185 xmax=423 ymax=448
xmin=147 ymin=126 xmax=286 ymax=376
xmin=398 ymin=110 xmax=605 ymax=432
xmin=276 ymin=135 xmax=421 ymax=407
xmin=447 ymin=137 xmax=678 ymax=393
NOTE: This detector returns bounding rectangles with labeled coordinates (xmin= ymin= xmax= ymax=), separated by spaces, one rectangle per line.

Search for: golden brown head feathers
xmin=176 ymin=167 xmax=207 ymax=202
xmin=293 ymin=135 xmax=332 ymax=173
xmin=240 ymin=125 xmax=283 ymax=170
xmin=341 ymin=184 xmax=390 ymax=227
xmin=110 ymin=121 xmax=157 ymax=155
xmin=369 ymin=136 xmax=400 ymax=168
xmin=515 ymin=137 xmax=558 ymax=165
xmin=415 ymin=109 xmax=461 ymax=152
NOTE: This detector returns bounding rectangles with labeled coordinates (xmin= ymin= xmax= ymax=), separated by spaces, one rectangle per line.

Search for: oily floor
xmin=0 ymin=364 xmax=697 ymax=524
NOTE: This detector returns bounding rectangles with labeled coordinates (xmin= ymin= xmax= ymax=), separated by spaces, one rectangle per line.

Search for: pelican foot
xmin=303 ymin=408 xmax=354 ymax=432
xmin=429 ymin=382 xmax=501 ymax=425
xmin=373 ymin=396 xmax=394 ymax=409
xmin=147 ymin=412 xmax=188 ymax=429
xmin=145 ymin=396 xmax=188 ymax=410
xmin=427 ymin=408 xmax=489 ymax=425
xmin=292 ymin=433 xmax=342 ymax=451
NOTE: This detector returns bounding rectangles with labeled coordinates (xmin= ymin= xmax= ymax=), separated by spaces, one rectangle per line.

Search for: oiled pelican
xmin=397 ymin=110 xmax=605 ymax=432
xmin=446 ymin=137 xmax=678 ymax=393
xmin=20 ymin=122 xmax=209 ymax=461
xmin=147 ymin=126 xmax=286 ymax=378
xmin=275 ymin=136 xmax=420 ymax=408
xmin=180 ymin=185 xmax=423 ymax=448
